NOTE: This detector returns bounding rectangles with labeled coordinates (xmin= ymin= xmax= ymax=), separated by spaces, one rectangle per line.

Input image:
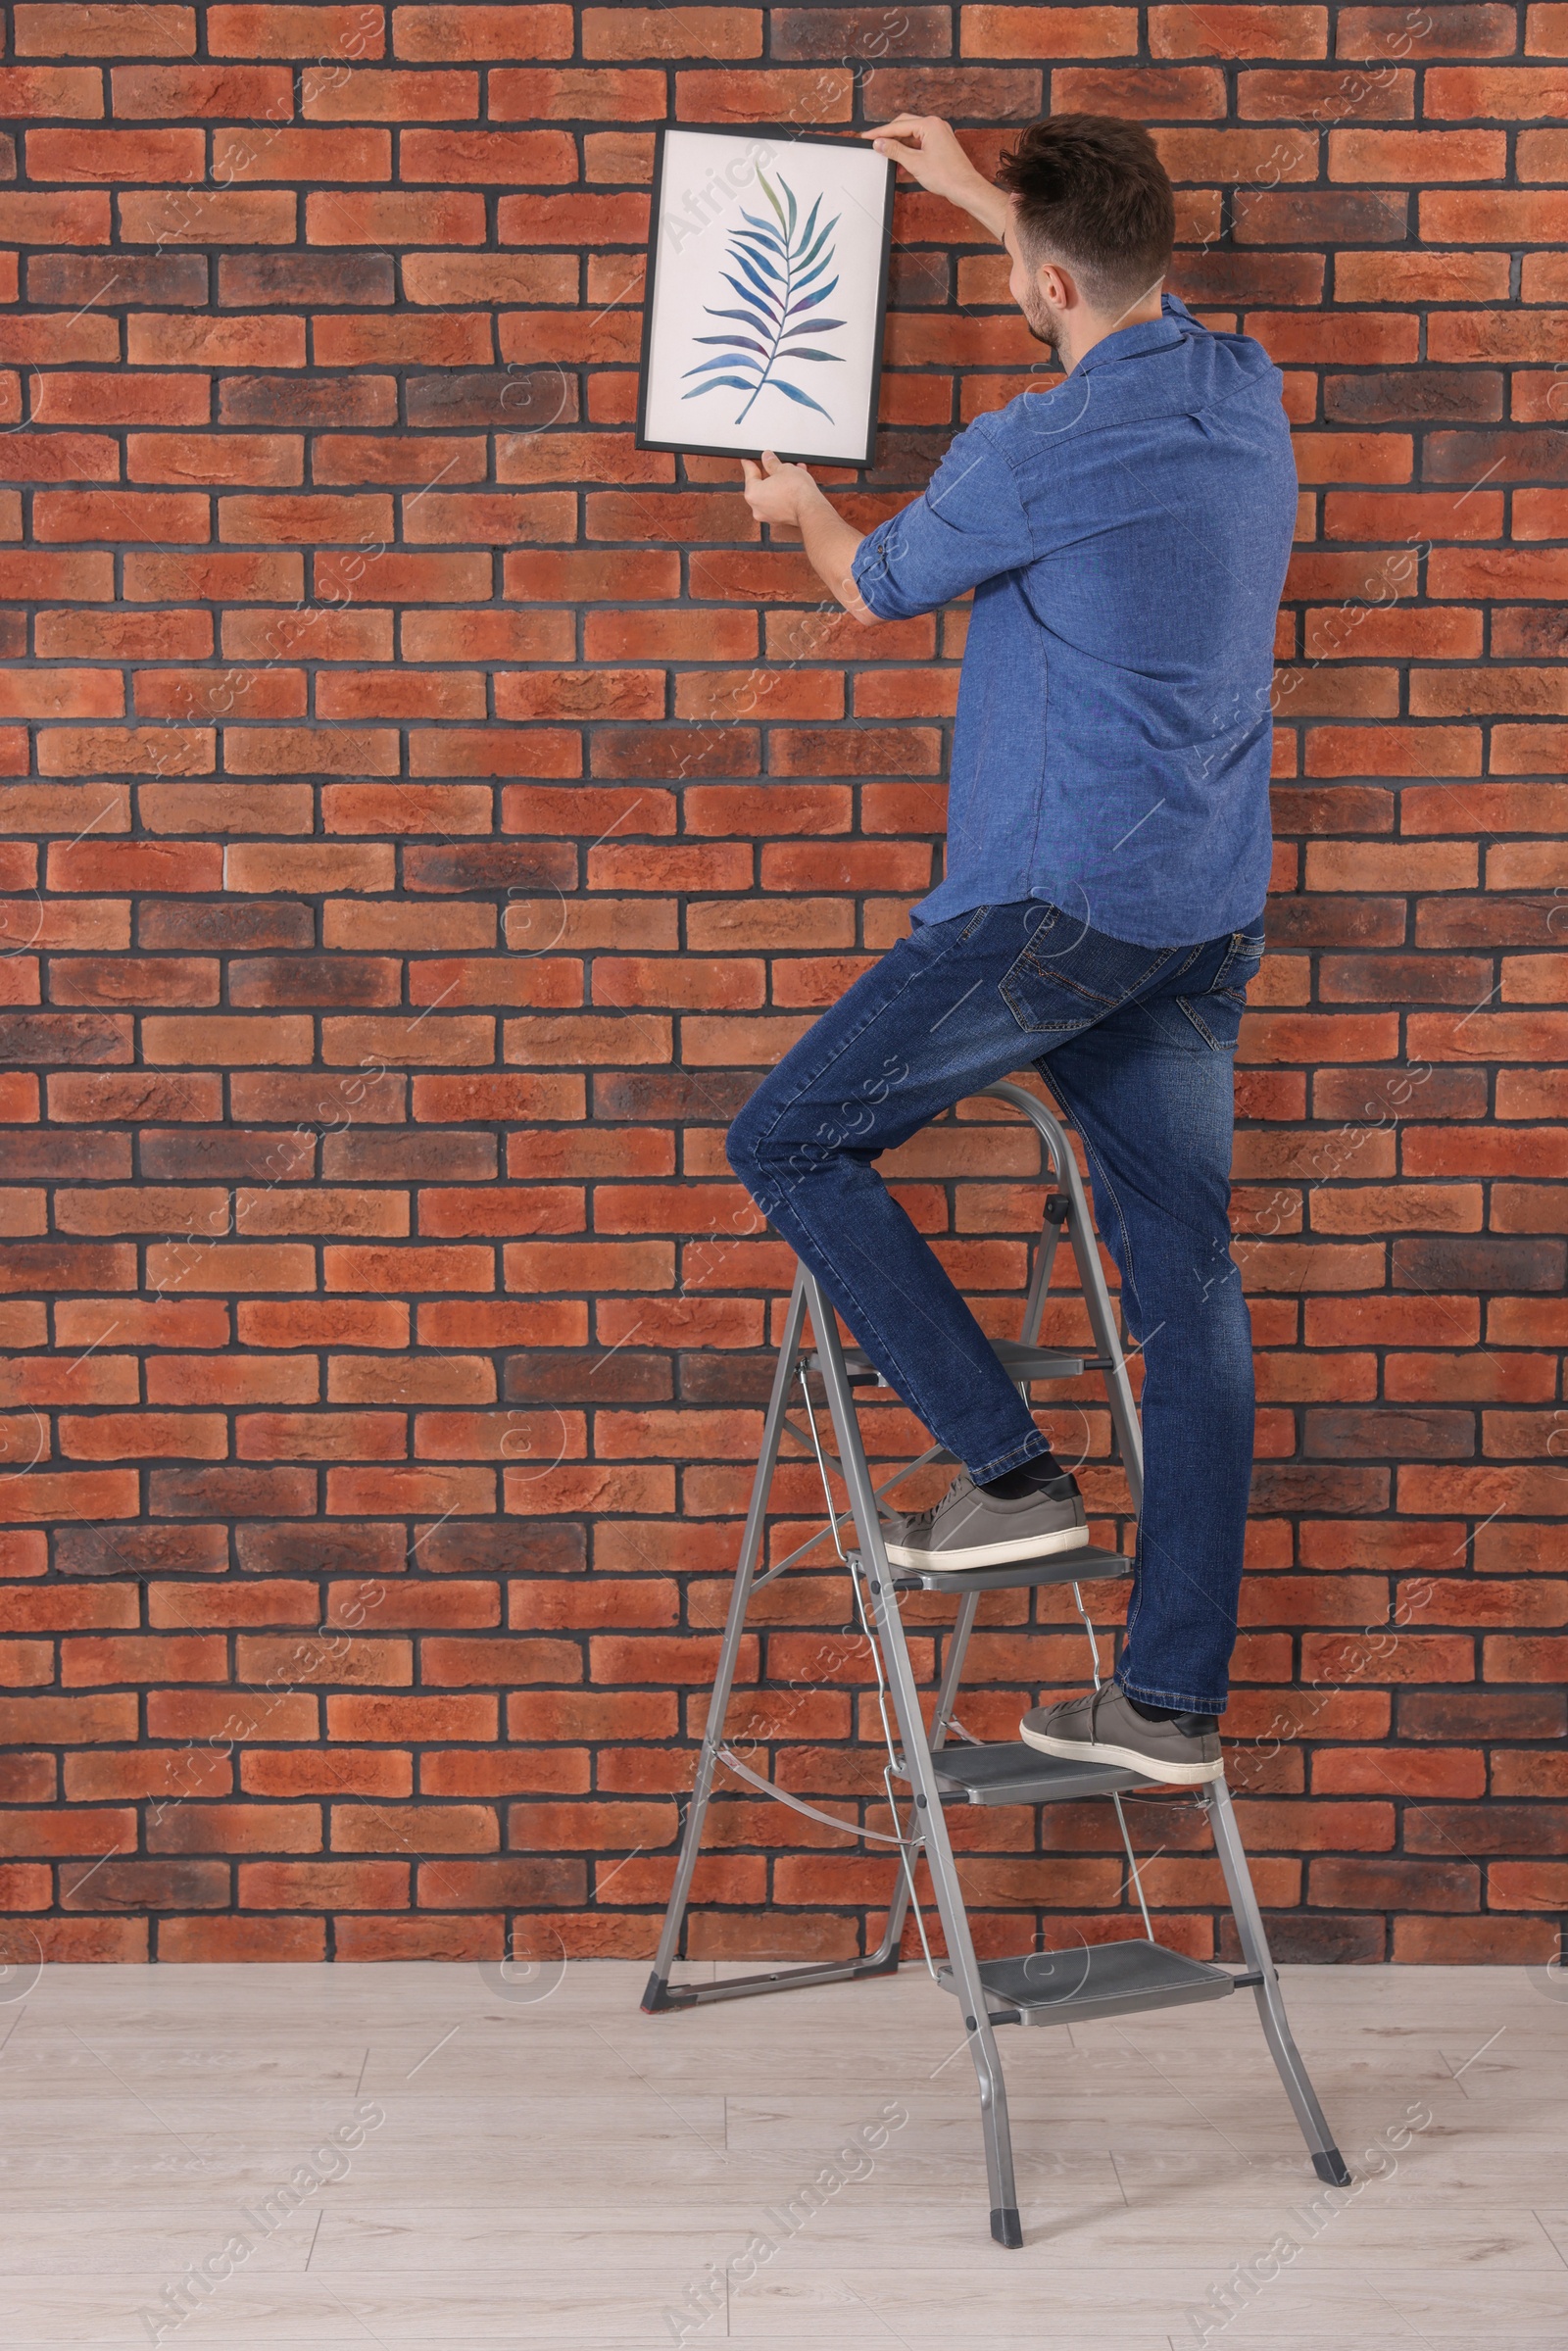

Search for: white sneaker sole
xmin=883 ymin=1524 xmax=1090 ymax=1572
xmin=1017 ymin=1720 xmax=1223 ymax=1786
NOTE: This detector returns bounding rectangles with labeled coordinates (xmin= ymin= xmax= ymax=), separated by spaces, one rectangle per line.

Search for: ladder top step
xmin=923 ymin=1739 xmax=1156 ymax=1804
xmin=890 ymin=1543 xmax=1133 ymax=1594
xmin=942 ymin=1939 xmax=1239 ymax=2028
xmin=816 ymin=1338 xmax=1093 ymax=1389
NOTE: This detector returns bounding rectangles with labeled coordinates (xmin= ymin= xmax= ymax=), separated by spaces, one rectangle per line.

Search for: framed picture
xmin=635 ymin=127 xmax=896 ymax=470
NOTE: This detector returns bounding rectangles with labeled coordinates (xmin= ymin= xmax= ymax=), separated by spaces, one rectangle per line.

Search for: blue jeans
xmin=725 ymin=900 xmax=1265 ymax=1715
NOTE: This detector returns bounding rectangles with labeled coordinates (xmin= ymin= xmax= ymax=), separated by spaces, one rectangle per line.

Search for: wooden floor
xmin=1 ymin=1956 xmax=1563 ymax=2345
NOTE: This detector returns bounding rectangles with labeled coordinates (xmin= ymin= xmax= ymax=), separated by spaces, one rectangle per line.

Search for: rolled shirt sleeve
xmin=850 ymin=422 xmax=1036 ymax=620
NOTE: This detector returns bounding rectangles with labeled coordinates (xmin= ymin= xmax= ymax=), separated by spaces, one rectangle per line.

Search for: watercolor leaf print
xmin=680 ymin=170 xmax=846 ymax=425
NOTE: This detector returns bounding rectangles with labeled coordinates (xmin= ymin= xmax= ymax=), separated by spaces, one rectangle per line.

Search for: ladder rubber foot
xmin=640 ymin=1971 xmax=695 ymax=2014
xmin=1312 ymin=2149 xmax=1352 ymax=2187
xmin=990 ymin=2206 xmax=1023 ymax=2249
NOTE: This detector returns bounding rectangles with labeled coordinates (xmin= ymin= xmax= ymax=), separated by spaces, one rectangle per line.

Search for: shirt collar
xmin=1073 ymin=306 xmax=1189 ymax=376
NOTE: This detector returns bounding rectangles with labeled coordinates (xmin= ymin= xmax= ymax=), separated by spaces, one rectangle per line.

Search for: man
xmin=724 ymin=115 xmax=1297 ymax=1788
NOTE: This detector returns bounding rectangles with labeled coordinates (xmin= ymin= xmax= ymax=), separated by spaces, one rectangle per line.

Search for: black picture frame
xmin=633 ymin=125 xmax=896 ymax=471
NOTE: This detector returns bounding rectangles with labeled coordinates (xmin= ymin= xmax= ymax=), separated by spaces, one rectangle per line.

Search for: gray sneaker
xmin=1019 ymin=1683 xmax=1222 ymax=1786
xmin=881 ymin=1469 xmax=1087 ymax=1573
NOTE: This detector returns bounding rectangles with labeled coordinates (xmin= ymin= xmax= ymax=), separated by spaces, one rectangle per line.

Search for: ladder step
xmin=817 ymin=1338 xmax=1091 ymax=1389
xmin=943 ymin=1939 xmax=1240 ymax=2028
xmin=923 ymin=1739 xmax=1152 ymax=1804
xmin=890 ymin=1542 xmax=1134 ymax=1594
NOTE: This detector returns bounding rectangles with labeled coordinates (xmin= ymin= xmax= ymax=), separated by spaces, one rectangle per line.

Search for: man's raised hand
xmin=740 ymin=451 xmax=815 ymax=529
xmin=861 ymin=115 xmax=1009 ymax=239
xmin=862 ymin=113 xmax=970 ymax=195
xmin=739 ymin=453 xmax=871 ymax=622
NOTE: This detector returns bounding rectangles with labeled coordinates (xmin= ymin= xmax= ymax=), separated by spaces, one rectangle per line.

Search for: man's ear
xmin=1036 ymin=260 xmax=1074 ymax=311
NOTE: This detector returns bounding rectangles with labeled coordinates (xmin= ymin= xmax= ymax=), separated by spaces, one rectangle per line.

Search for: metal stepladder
xmin=643 ymin=1081 xmax=1349 ymax=2246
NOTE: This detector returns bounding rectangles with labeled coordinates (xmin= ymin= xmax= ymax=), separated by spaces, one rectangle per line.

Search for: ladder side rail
xmin=1037 ymin=1096 xmax=1146 ymax=1514
xmin=976 ymin=1082 xmax=1145 ymax=1511
xmin=808 ymin=1276 xmax=1025 ymax=2248
xmin=941 ymin=1086 xmax=1157 ymax=1957
xmin=645 ymin=1269 xmax=808 ymax=1997
xmin=869 ymin=1586 xmax=983 ymax=1966
xmin=1019 ymin=1214 xmax=1062 ymax=1352
xmin=756 ymin=1440 xmax=952 ymax=1591
xmin=1202 ymin=1781 xmax=1351 ymax=2185
xmin=976 ymin=1082 xmax=1064 ymax=1352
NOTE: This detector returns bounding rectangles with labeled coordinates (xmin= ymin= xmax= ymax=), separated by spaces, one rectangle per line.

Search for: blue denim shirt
xmin=851 ymin=296 xmax=1297 ymax=949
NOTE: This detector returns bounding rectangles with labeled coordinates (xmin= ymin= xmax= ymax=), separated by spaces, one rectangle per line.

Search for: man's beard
xmin=1020 ymin=293 xmax=1063 ymax=353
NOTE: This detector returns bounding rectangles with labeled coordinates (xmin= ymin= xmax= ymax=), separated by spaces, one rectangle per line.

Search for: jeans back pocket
xmin=1000 ymin=907 xmax=1178 ymax=1035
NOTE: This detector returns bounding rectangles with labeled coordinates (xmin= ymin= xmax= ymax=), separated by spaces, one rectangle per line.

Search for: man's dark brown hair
xmin=996 ymin=115 xmax=1175 ymax=309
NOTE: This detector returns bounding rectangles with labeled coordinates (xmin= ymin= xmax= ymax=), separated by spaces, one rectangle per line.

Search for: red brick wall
xmin=0 ymin=1 xmax=1562 ymax=1968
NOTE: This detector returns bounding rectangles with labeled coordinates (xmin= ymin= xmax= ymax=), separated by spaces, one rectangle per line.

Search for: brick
xmin=220 ymin=377 xmax=397 ymax=430
xmin=61 ymin=1628 xmax=228 ymax=1680
xmin=237 ymin=1860 xmax=409 ymax=1908
xmin=1519 ymin=133 xmax=1568 ymax=208
xmin=122 ymin=190 xmax=298 ymax=246
xmin=220 ymin=252 xmax=392 ymax=308
xmin=307 ymin=190 xmax=485 ymax=247
xmin=25 ymin=254 xmax=200 ymax=311
xmin=15 ymin=5 xmax=195 ymax=50
xmin=1057 ymin=63 xmax=1226 ymax=114
xmin=1153 ymin=125 xmax=1322 ymax=182
xmin=160 ymin=1917 xmax=327 ymax=1959
xmin=1240 ymin=65 xmax=1413 ymax=115
xmin=1322 ymin=383 xmax=1499 ymax=447
xmin=231 ymin=1534 xmax=405 ymax=1595
xmin=1174 ymin=249 xmax=1327 ymax=308
xmin=392 ymin=6 xmax=574 ymax=59
xmin=1426 ymin=63 xmax=1568 ymax=116
xmin=61 ymin=1857 xmax=230 ymax=1912
xmin=1308 ymin=1857 xmax=1478 ymax=1908
xmin=207 ymin=4 xmax=387 ymax=54
xmin=1348 ymin=5 xmax=1516 ymax=54
xmin=1237 ymin=200 xmax=1399 ymax=267
xmin=583 ymin=7 xmax=760 ymax=57
xmin=243 ymin=1749 xmax=412 ymax=1797
xmin=304 ymin=66 xmax=477 ymax=119
xmin=1330 ymin=126 xmax=1506 ymax=178
xmin=1154 ymin=6 xmax=1328 ymax=53
xmin=957 ymin=5 xmax=1132 ymax=53
xmin=864 ymin=63 xmax=1044 ymax=118
xmin=780 ymin=6 xmax=950 ymax=55
xmin=26 ymin=127 xmax=203 ymax=181
xmin=113 ymin=64 xmax=294 ymax=115
xmin=491 ymin=67 xmax=662 ymax=119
